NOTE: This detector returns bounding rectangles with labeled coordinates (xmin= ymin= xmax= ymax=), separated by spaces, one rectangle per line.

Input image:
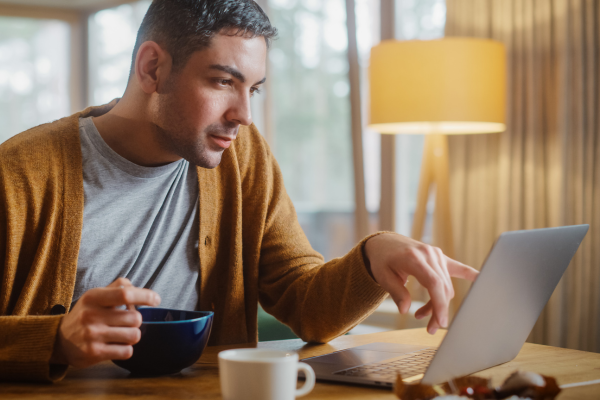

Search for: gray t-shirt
xmin=72 ymin=117 xmax=200 ymax=310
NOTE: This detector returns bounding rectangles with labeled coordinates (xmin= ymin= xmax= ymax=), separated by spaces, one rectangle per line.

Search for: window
xmin=262 ymin=0 xmax=356 ymax=260
xmin=88 ymin=1 xmax=151 ymax=106
xmin=0 ymin=16 xmax=70 ymax=143
xmin=261 ymin=0 xmax=446 ymax=262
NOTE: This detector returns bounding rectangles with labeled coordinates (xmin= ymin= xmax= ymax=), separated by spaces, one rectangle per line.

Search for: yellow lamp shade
xmin=368 ymin=37 xmax=506 ymax=134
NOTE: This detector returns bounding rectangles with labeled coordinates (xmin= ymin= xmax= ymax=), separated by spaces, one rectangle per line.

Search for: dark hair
xmin=130 ymin=0 xmax=277 ymax=74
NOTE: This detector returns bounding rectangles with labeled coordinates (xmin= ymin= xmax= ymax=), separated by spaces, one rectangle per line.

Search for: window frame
xmin=0 ymin=0 xmax=141 ymax=113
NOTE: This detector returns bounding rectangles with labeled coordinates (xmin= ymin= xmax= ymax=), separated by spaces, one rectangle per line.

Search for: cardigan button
xmin=50 ymin=304 xmax=66 ymax=315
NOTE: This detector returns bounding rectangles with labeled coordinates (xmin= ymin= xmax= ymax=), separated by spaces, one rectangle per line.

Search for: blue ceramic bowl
xmin=112 ymin=307 xmax=214 ymax=376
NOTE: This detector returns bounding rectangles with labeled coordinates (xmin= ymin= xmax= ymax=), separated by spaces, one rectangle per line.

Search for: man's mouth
xmin=210 ymin=134 xmax=235 ymax=149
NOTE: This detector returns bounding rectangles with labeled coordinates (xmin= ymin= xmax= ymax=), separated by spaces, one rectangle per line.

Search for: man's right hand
xmin=49 ymin=278 xmax=161 ymax=368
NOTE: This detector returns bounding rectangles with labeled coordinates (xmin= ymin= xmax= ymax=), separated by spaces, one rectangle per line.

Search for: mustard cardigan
xmin=0 ymin=101 xmax=388 ymax=382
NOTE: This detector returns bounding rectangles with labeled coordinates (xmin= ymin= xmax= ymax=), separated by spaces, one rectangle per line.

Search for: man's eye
xmin=216 ymin=79 xmax=233 ymax=86
xmin=250 ymin=87 xmax=261 ymax=96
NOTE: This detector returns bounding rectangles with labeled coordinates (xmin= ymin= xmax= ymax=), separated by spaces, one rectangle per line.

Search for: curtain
xmin=445 ymin=0 xmax=600 ymax=352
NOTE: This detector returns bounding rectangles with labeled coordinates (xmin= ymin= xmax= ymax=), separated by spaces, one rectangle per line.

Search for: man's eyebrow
xmin=209 ymin=64 xmax=266 ymax=86
xmin=209 ymin=64 xmax=246 ymax=83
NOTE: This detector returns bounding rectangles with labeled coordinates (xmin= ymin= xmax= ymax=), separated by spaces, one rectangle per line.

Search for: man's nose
xmin=227 ymin=92 xmax=253 ymax=126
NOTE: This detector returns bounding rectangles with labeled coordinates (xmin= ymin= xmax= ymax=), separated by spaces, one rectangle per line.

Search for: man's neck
xmin=92 ymin=97 xmax=182 ymax=167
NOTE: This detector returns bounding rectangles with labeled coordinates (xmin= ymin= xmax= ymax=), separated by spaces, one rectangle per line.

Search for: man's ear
xmin=134 ymin=41 xmax=172 ymax=94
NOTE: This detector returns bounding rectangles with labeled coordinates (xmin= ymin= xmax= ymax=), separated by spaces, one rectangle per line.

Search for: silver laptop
xmin=303 ymin=225 xmax=589 ymax=387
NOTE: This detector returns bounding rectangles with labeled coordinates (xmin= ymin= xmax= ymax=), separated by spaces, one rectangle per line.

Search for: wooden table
xmin=2 ymin=328 xmax=599 ymax=399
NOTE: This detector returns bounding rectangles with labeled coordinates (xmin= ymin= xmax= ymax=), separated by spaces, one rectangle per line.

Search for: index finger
xmin=83 ymin=286 xmax=161 ymax=308
xmin=446 ymin=257 xmax=479 ymax=281
xmin=401 ymin=251 xmax=449 ymax=329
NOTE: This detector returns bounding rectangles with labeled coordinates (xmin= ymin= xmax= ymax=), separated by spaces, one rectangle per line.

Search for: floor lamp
xmin=368 ymin=38 xmax=506 ymax=259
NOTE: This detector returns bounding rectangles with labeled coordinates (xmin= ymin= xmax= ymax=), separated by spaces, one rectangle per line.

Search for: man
xmin=0 ymin=0 xmax=477 ymax=383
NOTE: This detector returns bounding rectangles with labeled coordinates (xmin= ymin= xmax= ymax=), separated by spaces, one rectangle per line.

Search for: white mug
xmin=218 ymin=349 xmax=316 ymax=400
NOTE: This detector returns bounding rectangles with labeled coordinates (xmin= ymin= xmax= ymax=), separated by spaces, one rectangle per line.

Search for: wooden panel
xmin=379 ymin=134 xmax=396 ymax=232
xmin=378 ymin=0 xmax=396 ymax=233
xmin=345 ymin=0 xmax=370 ymax=241
xmin=0 ymin=0 xmax=140 ymax=12
xmin=0 ymin=3 xmax=80 ymax=22
xmin=69 ymin=12 xmax=89 ymax=112
xmin=253 ymin=0 xmax=275 ymax=149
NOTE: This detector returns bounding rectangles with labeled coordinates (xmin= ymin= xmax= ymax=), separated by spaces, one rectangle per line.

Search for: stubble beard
xmin=154 ymin=76 xmax=236 ymax=169
xmin=161 ymin=124 xmax=221 ymax=169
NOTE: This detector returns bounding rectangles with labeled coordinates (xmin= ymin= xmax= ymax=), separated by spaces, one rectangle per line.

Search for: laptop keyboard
xmin=333 ymin=348 xmax=437 ymax=380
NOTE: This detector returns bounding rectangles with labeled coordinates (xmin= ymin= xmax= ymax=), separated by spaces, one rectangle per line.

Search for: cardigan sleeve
xmin=0 ymin=316 xmax=69 ymax=382
xmin=256 ymin=148 xmax=389 ymax=343
xmin=0 ymin=128 xmax=75 ymax=383
xmin=0 ymin=172 xmax=69 ymax=382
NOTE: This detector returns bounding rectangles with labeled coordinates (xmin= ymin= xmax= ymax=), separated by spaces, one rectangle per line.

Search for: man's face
xmin=153 ymin=33 xmax=267 ymax=168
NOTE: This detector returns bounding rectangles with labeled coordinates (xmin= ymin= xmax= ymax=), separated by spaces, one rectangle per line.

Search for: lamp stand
xmin=410 ymin=134 xmax=455 ymax=259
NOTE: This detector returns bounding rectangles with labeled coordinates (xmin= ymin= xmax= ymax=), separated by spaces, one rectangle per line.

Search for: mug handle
xmin=295 ymin=362 xmax=316 ymax=397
